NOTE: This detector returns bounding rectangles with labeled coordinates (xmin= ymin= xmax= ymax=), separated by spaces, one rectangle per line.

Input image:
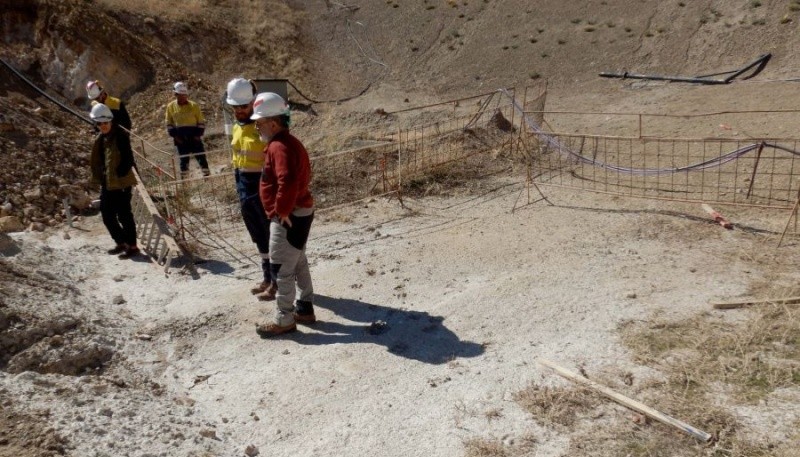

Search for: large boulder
xmin=0 ymin=216 xmax=25 ymax=233
xmin=57 ymin=184 xmax=93 ymax=210
xmin=0 ymin=232 xmax=20 ymax=256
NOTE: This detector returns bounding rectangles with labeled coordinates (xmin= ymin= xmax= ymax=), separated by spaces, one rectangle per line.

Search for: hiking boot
xmin=255 ymin=322 xmax=297 ymax=338
xmin=118 ymin=246 xmax=141 ymax=259
xmin=293 ymin=300 xmax=315 ymax=324
xmin=292 ymin=312 xmax=316 ymax=324
xmin=256 ymin=282 xmax=278 ymax=301
xmin=107 ymin=243 xmax=128 ymax=255
xmin=250 ymin=281 xmax=268 ymax=295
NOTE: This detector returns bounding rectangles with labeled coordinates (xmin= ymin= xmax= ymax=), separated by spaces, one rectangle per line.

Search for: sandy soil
xmin=3 ymin=177 xmax=798 ymax=457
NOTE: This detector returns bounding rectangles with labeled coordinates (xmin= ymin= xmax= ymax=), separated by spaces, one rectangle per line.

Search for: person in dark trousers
xmin=165 ymin=81 xmax=209 ymax=178
xmin=89 ymin=103 xmax=140 ymax=259
xmin=226 ymin=78 xmax=276 ymax=300
xmin=86 ymin=80 xmax=132 ymax=132
xmin=252 ymin=92 xmax=316 ymax=337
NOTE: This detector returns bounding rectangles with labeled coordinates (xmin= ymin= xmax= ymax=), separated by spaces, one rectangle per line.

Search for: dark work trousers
xmin=176 ymin=137 xmax=209 ymax=172
xmin=235 ymin=170 xmax=272 ymax=284
xmin=100 ymin=186 xmax=137 ymax=246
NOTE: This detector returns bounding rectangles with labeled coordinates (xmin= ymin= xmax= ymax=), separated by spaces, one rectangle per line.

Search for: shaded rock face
xmin=1 ymin=0 xmax=155 ymax=102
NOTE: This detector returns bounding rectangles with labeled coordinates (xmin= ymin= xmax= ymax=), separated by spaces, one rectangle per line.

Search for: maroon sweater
xmin=259 ymin=130 xmax=314 ymax=219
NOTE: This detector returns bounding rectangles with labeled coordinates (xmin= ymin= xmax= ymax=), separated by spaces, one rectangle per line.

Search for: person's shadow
xmin=292 ymin=294 xmax=484 ymax=365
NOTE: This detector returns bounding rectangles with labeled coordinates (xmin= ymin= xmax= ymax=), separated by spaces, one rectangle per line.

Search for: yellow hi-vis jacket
xmin=165 ymin=100 xmax=205 ymax=138
xmin=231 ymin=121 xmax=266 ymax=172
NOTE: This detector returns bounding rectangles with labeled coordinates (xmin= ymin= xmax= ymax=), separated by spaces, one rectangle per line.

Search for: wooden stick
xmin=701 ymin=203 xmax=733 ymax=229
xmin=712 ymin=296 xmax=800 ymax=310
xmin=538 ymin=358 xmax=713 ymax=442
xmin=777 ymin=185 xmax=800 ymax=248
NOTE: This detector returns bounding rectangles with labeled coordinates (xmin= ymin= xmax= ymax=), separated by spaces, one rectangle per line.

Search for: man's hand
xmin=280 ymin=215 xmax=292 ymax=228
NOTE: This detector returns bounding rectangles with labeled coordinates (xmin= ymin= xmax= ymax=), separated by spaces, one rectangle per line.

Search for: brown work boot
xmin=250 ymin=281 xmax=268 ymax=295
xmin=256 ymin=282 xmax=278 ymax=301
xmin=293 ymin=300 xmax=316 ymax=324
xmin=292 ymin=312 xmax=316 ymax=324
xmin=255 ymin=322 xmax=297 ymax=338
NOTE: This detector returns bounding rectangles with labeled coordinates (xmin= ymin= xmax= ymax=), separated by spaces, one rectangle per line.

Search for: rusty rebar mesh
xmin=526 ymin=134 xmax=800 ymax=208
xmin=128 ymin=81 xmax=800 ymax=266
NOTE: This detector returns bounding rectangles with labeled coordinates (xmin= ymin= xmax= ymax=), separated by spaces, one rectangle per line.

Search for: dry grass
xmin=509 ymin=301 xmax=800 ymax=456
xmin=514 ymin=384 xmax=601 ymax=427
xmin=620 ymin=303 xmax=800 ymax=402
xmin=463 ymin=435 xmax=536 ymax=457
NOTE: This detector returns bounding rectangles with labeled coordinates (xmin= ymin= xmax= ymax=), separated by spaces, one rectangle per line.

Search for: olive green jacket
xmin=91 ymin=130 xmax=136 ymax=190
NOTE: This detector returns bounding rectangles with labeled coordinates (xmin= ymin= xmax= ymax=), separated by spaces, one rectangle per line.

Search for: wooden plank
xmin=712 ymin=296 xmax=800 ymax=310
xmin=538 ymin=358 xmax=712 ymax=442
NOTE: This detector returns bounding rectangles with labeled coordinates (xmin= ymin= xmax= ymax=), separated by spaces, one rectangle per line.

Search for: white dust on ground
xmin=3 ymin=179 xmax=799 ymax=457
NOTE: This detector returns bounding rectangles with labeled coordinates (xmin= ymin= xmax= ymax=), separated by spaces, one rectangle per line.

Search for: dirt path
xmin=3 ymin=178 xmax=797 ymax=456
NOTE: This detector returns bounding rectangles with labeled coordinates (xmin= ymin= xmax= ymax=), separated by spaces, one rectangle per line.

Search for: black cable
xmin=286 ymin=79 xmax=372 ymax=104
xmin=0 ymin=57 xmax=92 ymax=125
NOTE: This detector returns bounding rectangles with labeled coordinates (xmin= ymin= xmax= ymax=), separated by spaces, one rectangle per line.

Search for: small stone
xmin=625 ymin=292 xmax=637 ymax=299
xmin=112 ymin=295 xmax=126 ymax=305
xmin=97 ymin=408 xmax=113 ymax=418
xmin=244 ymin=444 xmax=259 ymax=456
xmin=112 ymin=275 xmax=124 ymax=282
xmin=136 ymin=334 xmax=152 ymax=341
xmin=63 ymin=232 xmax=71 ymax=240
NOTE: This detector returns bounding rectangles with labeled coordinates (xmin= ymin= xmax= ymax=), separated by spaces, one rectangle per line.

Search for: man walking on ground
xmin=89 ymin=103 xmax=140 ymax=259
xmin=226 ymin=78 xmax=276 ymax=300
xmin=165 ymin=81 xmax=210 ymax=179
xmin=252 ymin=92 xmax=316 ymax=337
xmin=86 ymin=80 xmax=132 ymax=132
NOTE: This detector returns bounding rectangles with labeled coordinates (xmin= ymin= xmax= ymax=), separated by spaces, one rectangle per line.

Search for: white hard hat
xmin=86 ymin=80 xmax=103 ymax=100
xmin=90 ymin=103 xmax=114 ymax=122
xmin=251 ymin=92 xmax=289 ymax=120
xmin=173 ymin=81 xmax=188 ymax=95
xmin=226 ymin=78 xmax=255 ymax=105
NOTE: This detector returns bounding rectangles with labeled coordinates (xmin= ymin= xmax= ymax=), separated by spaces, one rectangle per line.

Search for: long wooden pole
xmin=712 ymin=296 xmax=800 ymax=310
xmin=777 ymin=185 xmax=800 ymax=248
xmin=538 ymin=358 xmax=712 ymax=442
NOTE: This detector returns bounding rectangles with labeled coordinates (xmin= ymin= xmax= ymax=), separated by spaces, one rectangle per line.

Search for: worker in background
xmin=86 ymin=80 xmax=132 ymax=132
xmin=89 ymin=103 xmax=140 ymax=259
xmin=165 ymin=81 xmax=210 ymax=179
xmin=226 ymin=78 xmax=276 ymax=300
xmin=253 ymin=92 xmax=316 ymax=337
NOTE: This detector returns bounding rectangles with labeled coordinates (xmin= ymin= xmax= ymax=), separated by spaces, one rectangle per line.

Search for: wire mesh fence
xmin=516 ymin=106 xmax=800 ymax=209
xmin=125 ymin=80 xmax=799 ymax=266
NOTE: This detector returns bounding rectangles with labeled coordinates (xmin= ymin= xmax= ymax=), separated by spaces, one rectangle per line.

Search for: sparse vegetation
xmin=512 ymin=302 xmax=800 ymax=456
xmin=621 ymin=302 xmax=800 ymax=401
xmin=515 ymin=385 xmax=600 ymax=426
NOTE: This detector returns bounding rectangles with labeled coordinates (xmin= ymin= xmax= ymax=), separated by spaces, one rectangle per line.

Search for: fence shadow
xmin=293 ymin=294 xmax=485 ymax=365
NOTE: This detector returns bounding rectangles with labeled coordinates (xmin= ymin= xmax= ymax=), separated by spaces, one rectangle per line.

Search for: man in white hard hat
xmin=86 ymin=80 xmax=132 ymax=132
xmin=226 ymin=78 xmax=276 ymax=299
xmin=165 ymin=81 xmax=210 ymax=178
xmin=252 ymin=92 xmax=316 ymax=337
xmin=89 ymin=103 xmax=140 ymax=259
